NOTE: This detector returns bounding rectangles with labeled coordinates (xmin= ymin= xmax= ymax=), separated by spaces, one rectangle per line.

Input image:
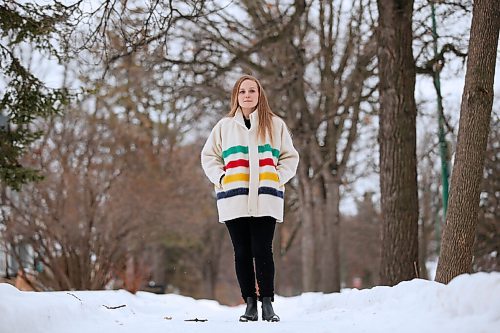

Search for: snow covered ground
xmin=1 ymin=272 xmax=499 ymax=333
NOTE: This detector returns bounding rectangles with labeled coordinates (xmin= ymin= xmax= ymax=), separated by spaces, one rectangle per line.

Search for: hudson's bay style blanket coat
xmin=201 ymin=109 xmax=299 ymax=223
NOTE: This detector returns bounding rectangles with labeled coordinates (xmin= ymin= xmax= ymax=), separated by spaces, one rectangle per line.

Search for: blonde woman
xmin=201 ymin=75 xmax=299 ymax=322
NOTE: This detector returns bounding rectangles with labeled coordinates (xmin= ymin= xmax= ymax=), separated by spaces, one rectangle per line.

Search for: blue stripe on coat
xmin=258 ymin=187 xmax=284 ymax=199
xmin=216 ymin=187 xmax=284 ymax=200
xmin=217 ymin=187 xmax=249 ymax=200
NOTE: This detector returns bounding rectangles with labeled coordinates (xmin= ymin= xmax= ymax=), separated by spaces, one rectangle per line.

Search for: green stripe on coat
xmin=259 ymin=144 xmax=280 ymax=158
xmin=222 ymin=145 xmax=249 ymax=159
xmin=222 ymin=144 xmax=279 ymax=159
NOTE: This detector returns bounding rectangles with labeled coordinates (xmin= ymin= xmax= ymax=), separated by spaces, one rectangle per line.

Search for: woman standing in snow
xmin=201 ymin=75 xmax=299 ymax=322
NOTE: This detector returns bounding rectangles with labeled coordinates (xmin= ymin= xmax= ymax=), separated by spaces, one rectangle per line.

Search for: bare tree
xmin=2 ymin=108 xmax=149 ymax=290
xmin=435 ymin=0 xmax=499 ymax=283
xmin=377 ymin=0 xmax=419 ymax=285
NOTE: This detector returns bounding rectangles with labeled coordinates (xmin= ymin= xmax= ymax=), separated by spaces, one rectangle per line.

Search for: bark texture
xmin=377 ymin=0 xmax=420 ymax=285
xmin=435 ymin=0 xmax=499 ymax=284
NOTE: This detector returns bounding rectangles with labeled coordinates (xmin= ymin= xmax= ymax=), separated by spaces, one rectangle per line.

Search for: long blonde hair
xmin=227 ymin=75 xmax=276 ymax=144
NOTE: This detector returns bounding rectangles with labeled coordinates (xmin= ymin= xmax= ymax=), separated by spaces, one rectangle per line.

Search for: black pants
xmin=225 ymin=216 xmax=276 ymax=302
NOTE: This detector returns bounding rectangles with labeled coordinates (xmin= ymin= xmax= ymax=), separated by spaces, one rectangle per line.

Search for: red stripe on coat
xmin=259 ymin=158 xmax=276 ymax=167
xmin=224 ymin=159 xmax=249 ymax=170
xmin=224 ymin=158 xmax=276 ymax=170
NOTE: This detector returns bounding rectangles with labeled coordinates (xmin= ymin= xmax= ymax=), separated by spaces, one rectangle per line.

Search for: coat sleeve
xmin=201 ymin=121 xmax=225 ymax=188
xmin=276 ymin=121 xmax=299 ymax=186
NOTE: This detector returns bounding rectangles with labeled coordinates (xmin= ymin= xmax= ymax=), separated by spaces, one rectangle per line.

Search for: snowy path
xmin=1 ymin=272 xmax=499 ymax=333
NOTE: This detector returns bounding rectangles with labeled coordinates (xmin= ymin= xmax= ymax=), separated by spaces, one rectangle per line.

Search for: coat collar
xmin=234 ymin=107 xmax=259 ymax=130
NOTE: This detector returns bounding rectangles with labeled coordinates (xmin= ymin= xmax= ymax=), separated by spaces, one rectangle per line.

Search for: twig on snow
xmin=66 ymin=293 xmax=82 ymax=302
xmin=184 ymin=318 xmax=208 ymax=322
xmin=102 ymin=304 xmax=127 ymax=309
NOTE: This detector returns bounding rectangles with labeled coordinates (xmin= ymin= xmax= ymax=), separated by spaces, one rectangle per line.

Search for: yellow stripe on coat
xmin=259 ymin=172 xmax=279 ymax=182
xmin=223 ymin=173 xmax=250 ymax=184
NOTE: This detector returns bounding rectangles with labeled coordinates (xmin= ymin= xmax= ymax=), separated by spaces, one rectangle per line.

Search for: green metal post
xmin=431 ymin=2 xmax=450 ymax=248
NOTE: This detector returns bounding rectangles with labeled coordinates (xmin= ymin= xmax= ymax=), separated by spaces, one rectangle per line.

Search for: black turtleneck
xmin=244 ymin=117 xmax=251 ymax=129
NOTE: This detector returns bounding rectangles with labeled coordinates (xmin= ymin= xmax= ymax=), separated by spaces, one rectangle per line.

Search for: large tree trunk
xmin=435 ymin=0 xmax=499 ymax=284
xmin=377 ymin=0 xmax=419 ymax=285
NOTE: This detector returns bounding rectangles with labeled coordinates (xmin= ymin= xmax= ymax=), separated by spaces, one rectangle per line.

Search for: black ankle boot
xmin=239 ymin=297 xmax=258 ymax=322
xmin=261 ymin=297 xmax=280 ymax=322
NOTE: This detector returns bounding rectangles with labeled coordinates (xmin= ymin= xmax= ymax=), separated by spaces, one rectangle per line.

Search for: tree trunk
xmin=298 ymin=160 xmax=317 ymax=292
xmin=314 ymin=179 xmax=326 ymax=289
xmin=377 ymin=0 xmax=419 ymax=285
xmin=435 ymin=0 xmax=499 ymax=284
xmin=419 ymin=167 xmax=431 ymax=280
xmin=321 ymin=173 xmax=341 ymax=292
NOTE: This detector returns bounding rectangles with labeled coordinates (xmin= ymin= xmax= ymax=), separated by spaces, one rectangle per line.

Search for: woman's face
xmin=237 ymin=79 xmax=259 ymax=110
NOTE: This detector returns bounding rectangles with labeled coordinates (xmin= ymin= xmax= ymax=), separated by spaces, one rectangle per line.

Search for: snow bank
xmin=0 ymin=272 xmax=499 ymax=333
